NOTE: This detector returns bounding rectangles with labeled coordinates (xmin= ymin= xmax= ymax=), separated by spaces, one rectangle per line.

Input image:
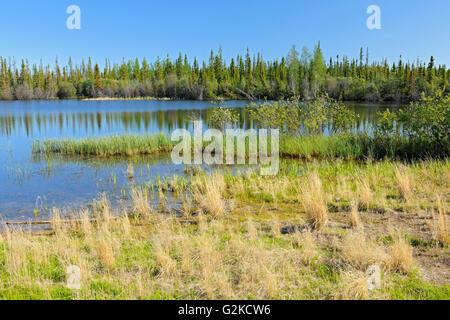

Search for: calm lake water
xmin=0 ymin=100 xmax=399 ymax=221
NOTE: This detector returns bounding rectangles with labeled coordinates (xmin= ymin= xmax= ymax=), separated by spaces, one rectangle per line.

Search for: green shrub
xmin=375 ymin=90 xmax=450 ymax=158
xmin=57 ymin=82 xmax=76 ymax=99
xmin=246 ymin=96 xmax=358 ymax=135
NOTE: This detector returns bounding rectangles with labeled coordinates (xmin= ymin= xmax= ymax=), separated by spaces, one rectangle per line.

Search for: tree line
xmin=1 ymin=42 xmax=448 ymax=101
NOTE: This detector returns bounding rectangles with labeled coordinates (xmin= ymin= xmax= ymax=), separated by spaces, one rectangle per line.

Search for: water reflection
xmin=0 ymin=109 xmax=215 ymax=137
xmin=0 ymin=100 xmax=400 ymax=138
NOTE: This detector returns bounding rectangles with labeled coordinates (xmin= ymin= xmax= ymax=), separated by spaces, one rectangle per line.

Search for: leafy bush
xmin=375 ymin=90 xmax=450 ymax=158
xmin=246 ymin=96 xmax=358 ymax=135
xmin=208 ymin=107 xmax=239 ymax=130
xmin=56 ymin=82 xmax=76 ymax=99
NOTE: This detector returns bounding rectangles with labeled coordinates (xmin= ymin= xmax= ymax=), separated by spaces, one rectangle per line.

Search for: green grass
xmin=33 ymin=132 xmax=448 ymax=160
xmin=387 ymin=274 xmax=450 ymax=300
xmin=33 ymin=133 xmax=174 ymax=157
xmin=279 ymin=134 xmax=369 ymax=159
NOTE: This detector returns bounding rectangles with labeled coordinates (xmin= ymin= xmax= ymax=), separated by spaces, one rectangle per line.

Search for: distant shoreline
xmin=80 ymin=97 xmax=172 ymax=101
xmin=0 ymin=96 xmax=247 ymax=102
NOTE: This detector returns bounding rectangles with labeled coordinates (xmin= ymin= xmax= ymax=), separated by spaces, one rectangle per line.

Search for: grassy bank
xmin=1 ymin=159 xmax=448 ymax=299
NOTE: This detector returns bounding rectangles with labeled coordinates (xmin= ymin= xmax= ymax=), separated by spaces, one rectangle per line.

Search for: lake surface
xmin=0 ymin=100 xmax=399 ymax=221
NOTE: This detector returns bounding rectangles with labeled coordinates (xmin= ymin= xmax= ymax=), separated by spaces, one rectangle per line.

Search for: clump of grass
xmin=130 ymin=186 xmax=152 ymax=215
xmin=154 ymin=242 xmax=178 ymax=277
xmin=246 ymin=218 xmax=258 ymax=241
xmin=357 ymin=179 xmax=373 ymax=210
xmin=267 ymin=214 xmax=280 ymax=236
xmin=301 ymin=172 xmax=328 ymax=230
xmin=431 ymin=197 xmax=449 ymax=246
xmin=340 ymin=232 xmax=390 ymax=270
xmin=191 ymin=172 xmax=227 ymax=218
xmin=33 ymin=133 xmax=174 ymax=157
xmin=97 ymin=239 xmax=115 ymax=270
xmin=350 ymin=200 xmax=361 ymax=228
xmin=338 ymin=271 xmax=369 ymax=300
xmin=292 ymin=230 xmax=318 ymax=265
xmin=389 ymin=236 xmax=414 ymax=274
xmin=93 ymin=194 xmax=113 ymax=220
xmin=394 ymin=164 xmax=415 ymax=202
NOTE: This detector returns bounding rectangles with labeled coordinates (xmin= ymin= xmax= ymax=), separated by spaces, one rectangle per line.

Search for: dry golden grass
xmin=292 ymin=230 xmax=318 ymax=265
xmin=0 ymin=197 xmax=440 ymax=300
xmin=0 ymin=160 xmax=448 ymax=300
xmin=340 ymin=232 xmax=390 ymax=270
xmin=191 ymin=172 xmax=227 ymax=217
xmin=389 ymin=236 xmax=414 ymax=274
xmin=301 ymin=172 xmax=328 ymax=230
xmin=130 ymin=186 xmax=152 ymax=215
xmin=246 ymin=218 xmax=258 ymax=241
xmin=357 ymin=179 xmax=373 ymax=210
xmin=338 ymin=271 xmax=369 ymax=300
xmin=270 ymin=216 xmax=281 ymax=236
xmin=97 ymin=239 xmax=115 ymax=270
xmin=181 ymin=194 xmax=193 ymax=215
xmin=431 ymin=197 xmax=449 ymax=246
xmin=93 ymin=194 xmax=113 ymax=222
xmin=350 ymin=200 xmax=361 ymax=228
xmin=154 ymin=242 xmax=178 ymax=277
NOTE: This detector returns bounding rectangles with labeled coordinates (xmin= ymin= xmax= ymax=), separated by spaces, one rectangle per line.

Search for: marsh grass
xmin=130 ymin=186 xmax=152 ymax=216
xmin=33 ymin=132 xmax=448 ymax=160
xmin=191 ymin=172 xmax=227 ymax=217
xmin=33 ymin=133 xmax=174 ymax=157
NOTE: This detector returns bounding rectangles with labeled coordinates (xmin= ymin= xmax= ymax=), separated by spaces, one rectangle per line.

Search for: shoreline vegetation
xmin=0 ymin=159 xmax=448 ymax=299
xmin=31 ymin=133 xmax=449 ymax=160
xmin=2 ymin=94 xmax=449 ymax=300
xmin=1 ymin=43 xmax=449 ymax=102
xmin=80 ymin=97 xmax=172 ymax=101
xmin=33 ymin=94 xmax=450 ymax=160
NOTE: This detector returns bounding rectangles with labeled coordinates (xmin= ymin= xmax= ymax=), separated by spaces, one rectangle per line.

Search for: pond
xmin=0 ymin=99 xmax=400 ymax=221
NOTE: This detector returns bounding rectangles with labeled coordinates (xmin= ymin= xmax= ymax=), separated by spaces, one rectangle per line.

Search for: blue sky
xmin=0 ymin=0 xmax=449 ymax=67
